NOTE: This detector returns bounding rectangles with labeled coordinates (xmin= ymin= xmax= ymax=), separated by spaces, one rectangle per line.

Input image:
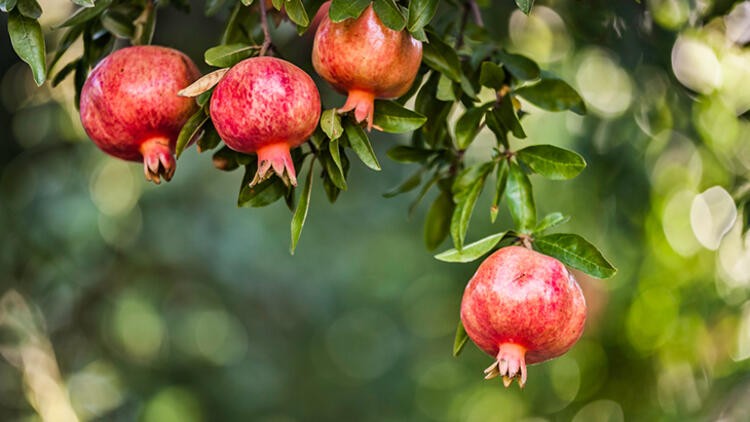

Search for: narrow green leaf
xmin=58 ymin=0 xmax=114 ymax=27
xmin=451 ymin=165 xmax=492 ymax=250
xmin=455 ymin=104 xmax=491 ymax=150
xmin=497 ymin=50 xmax=539 ymax=81
xmin=410 ymin=26 xmax=427 ymax=42
xmin=535 ymin=212 xmax=570 ymax=234
xmin=423 ymin=32 xmax=462 ymax=82
xmin=329 ymin=0 xmax=370 ymax=22
xmin=71 ymin=0 xmax=94 ymax=6
xmin=384 ymin=168 xmax=423 ymax=198
xmin=386 ymin=146 xmax=433 ymax=163
xmin=494 ymin=97 xmax=525 ymax=139
xmin=16 ymin=0 xmax=41 ymax=19
xmin=485 ymin=108 xmax=508 ymax=149
xmin=329 ymin=138 xmax=343 ymax=175
xmin=373 ymin=100 xmax=427 ymax=133
xmin=452 ymin=162 xmax=494 ymax=196
xmin=48 ymin=25 xmax=83 ymax=72
xmin=515 ymin=79 xmax=587 ymax=115
xmin=372 ymin=0 xmax=405 ymax=31
xmin=320 ymin=151 xmax=347 ymax=190
xmin=101 ymin=11 xmax=135 ymax=39
xmin=290 ymin=159 xmax=315 ymax=254
xmin=320 ymin=109 xmax=343 ymax=140
xmin=51 ymin=60 xmax=78 ymax=87
xmin=132 ymin=1 xmax=156 ymax=45
xmin=284 ymin=0 xmax=310 ymax=27
xmin=7 ymin=10 xmax=46 ymax=86
xmin=271 ymin=0 xmax=282 ymax=9
xmin=0 ymin=0 xmax=18 ymax=12
xmin=322 ymin=173 xmax=342 ymax=203
xmin=344 ymin=122 xmax=381 ymax=171
xmin=479 ymin=62 xmax=506 ymax=90
xmin=515 ymin=0 xmax=534 ymax=14
xmin=197 ymin=122 xmax=222 ymax=153
xmin=204 ymin=43 xmax=258 ymax=67
xmin=205 ymin=0 xmax=227 ymax=16
xmin=516 ymin=144 xmax=586 ymax=180
xmin=407 ymin=0 xmax=438 ymax=33
xmin=175 ymin=109 xmax=208 ymax=158
xmin=533 ymin=233 xmax=616 ymax=279
xmin=504 ymin=162 xmax=536 ymax=232
xmin=490 ymin=160 xmax=508 ymax=223
xmin=436 ymin=231 xmax=508 ymax=263
xmin=425 ymin=190 xmax=454 ymax=251
xmin=453 ymin=320 xmax=469 ymax=357
xmin=436 ymin=73 xmax=457 ymax=102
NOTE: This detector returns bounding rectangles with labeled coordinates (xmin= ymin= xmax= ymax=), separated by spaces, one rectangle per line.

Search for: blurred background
xmin=2 ymin=0 xmax=750 ymax=420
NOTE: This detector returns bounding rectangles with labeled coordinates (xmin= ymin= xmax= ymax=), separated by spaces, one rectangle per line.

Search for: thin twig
xmin=468 ymin=0 xmax=484 ymax=27
xmin=455 ymin=3 xmax=470 ymax=49
xmin=258 ymin=0 xmax=272 ymax=56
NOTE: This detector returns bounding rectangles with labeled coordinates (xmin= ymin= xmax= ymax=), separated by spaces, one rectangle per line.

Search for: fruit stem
xmin=483 ymin=343 xmax=527 ymax=388
xmin=339 ymin=89 xmax=376 ymax=131
xmin=258 ymin=0 xmax=272 ymax=56
xmin=140 ymin=137 xmax=176 ymax=184
xmin=253 ymin=142 xmax=297 ymax=187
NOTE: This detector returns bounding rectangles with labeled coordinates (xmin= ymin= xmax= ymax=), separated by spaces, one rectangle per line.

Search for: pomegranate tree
xmin=460 ymin=246 xmax=587 ymax=388
xmin=209 ymin=57 xmax=321 ymax=186
xmin=80 ymin=46 xmax=200 ymax=184
xmin=312 ymin=3 xmax=422 ymax=130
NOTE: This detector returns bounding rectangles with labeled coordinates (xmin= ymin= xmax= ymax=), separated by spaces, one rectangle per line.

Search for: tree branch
xmin=258 ymin=0 xmax=272 ymax=56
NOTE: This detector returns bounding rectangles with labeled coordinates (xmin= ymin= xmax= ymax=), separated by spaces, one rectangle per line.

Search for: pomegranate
xmin=312 ymin=3 xmax=422 ymax=130
xmin=209 ymin=57 xmax=321 ymax=186
xmin=80 ymin=46 xmax=200 ymax=184
xmin=460 ymin=246 xmax=587 ymax=388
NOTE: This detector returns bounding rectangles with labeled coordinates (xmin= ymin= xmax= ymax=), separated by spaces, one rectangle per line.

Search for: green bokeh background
xmin=2 ymin=0 xmax=750 ymax=420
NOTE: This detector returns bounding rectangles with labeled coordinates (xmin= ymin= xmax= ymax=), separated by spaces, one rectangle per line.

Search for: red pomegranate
xmin=312 ymin=3 xmax=422 ymax=130
xmin=460 ymin=246 xmax=587 ymax=388
xmin=80 ymin=46 xmax=200 ymax=184
xmin=209 ymin=57 xmax=321 ymax=186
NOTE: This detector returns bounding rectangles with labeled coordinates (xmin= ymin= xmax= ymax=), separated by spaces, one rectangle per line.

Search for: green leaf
xmin=484 ymin=108 xmax=508 ymax=149
xmin=386 ymin=146 xmax=433 ymax=163
xmin=497 ymin=50 xmax=539 ymax=81
xmin=58 ymin=0 xmax=114 ymax=27
xmin=132 ymin=1 xmax=156 ymax=45
xmin=424 ymin=190 xmax=454 ymax=251
xmin=451 ymin=164 xmax=492 ymax=250
xmin=516 ymin=144 xmax=586 ymax=180
xmin=535 ymin=212 xmax=570 ymax=234
xmin=0 ymin=0 xmax=18 ymax=12
xmin=453 ymin=320 xmax=469 ymax=357
xmin=329 ymin=0 xmax=370 ymax=22
xmin=452 ymin=161 xmax=494 ymax=196
xmin=204 ymin=43 xmax=258 ymax=67
xmin=515 ymin=0 xmax=534 ymax=14
xmin=490 ymin=160 xmax=508 ymax=223
xmin=436 ymin=73 xmax=457 ymax=102
xmin=455 ymin=104 xmax=491 ymax=150
xmin=344 ymin=122 xmax=381 ymax=171
xmin=436 ymin=231 xmax=508 ymax=263
xmin=51 ymin=59 xmax=78 ymax=87
xmin=410 ymin=26 xmax=427 ymax=42
xmin=423 ymin=32 xmax=462 ymax=82
xmin=494 ymin=97 xmax=526 ymax=139
xmin=384 ymin=168 xmax=423 ymax=198
xmin=320 ymin=109 xmax=343 ymax=140
xmin=71 ymin=0 xmax=94 ymax=6
xmin=290 ymin=159 xmax=314 ymax=254
xmin=329 ymin=138 xmax=343 ymax=175
xmin=205 ymin=0 xmax=227 ymax=16
xmin=533 ymin=233 xmax=616 ymax=278
xmin=479 ymin=62 xmax=506 ymax=90
xmin=284 ymin=0 xmax=310 ymax=27
xmin=101 ymin=11 xmax=135 ymax=39
xmin=238 ymin=164 xmax=287 ymax=207
xmin=372 ymin=0 xmax=405 ymax=31
xmin=504 ymin=162 xmax=535 ymax=232
xmin=320 ymin=151 xmax=347 ymax=190
xmin=373 ymin=100 xmax=427 ymax=133
xmin=407 ymin=0 xmax=438 ymax=34
xmin=515 ymin=79 xmax=586 ymax=115
xmin=175 ymin=109 xmax=209 ymax=158
xmin=16 ymin=0 xmax=41 ymax=19
xmin=197 ymin=122 xmax=222 ymax=153
xmin=7 ymin=10 xmax=46 ymax=86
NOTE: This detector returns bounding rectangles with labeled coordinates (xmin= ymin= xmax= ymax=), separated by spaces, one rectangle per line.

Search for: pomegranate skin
xmin=312 ymin=3 xmax=422 ymax=130
xmin=209 ymin=57 xmax=321 ymax=186
xmin=80 ymin=45 xmax=200 ymax=184
xmin=460 ymin=246 xmax=587 ymax=387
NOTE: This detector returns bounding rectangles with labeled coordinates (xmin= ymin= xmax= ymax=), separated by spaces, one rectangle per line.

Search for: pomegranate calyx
xmin=252 ymin=142 xmax=297 ymax=187
xmin=339 ymin=89 xmax=376 ymax=131
xmin=140 ymin=137 xmax=176 ymax=184
xmin=483 ymin=343 xmax=528 ymax=388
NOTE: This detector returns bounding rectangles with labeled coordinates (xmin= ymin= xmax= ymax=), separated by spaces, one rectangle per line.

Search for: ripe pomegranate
xmin=460 ymin=246 xmax=587 ymax=388
xmin=312 ymin=3 xmax=422 ymax=130
xmin=209 ymin=57 xmax=321 ymax=186
xmin=80 ymin=46 xmax=200 ymax=184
